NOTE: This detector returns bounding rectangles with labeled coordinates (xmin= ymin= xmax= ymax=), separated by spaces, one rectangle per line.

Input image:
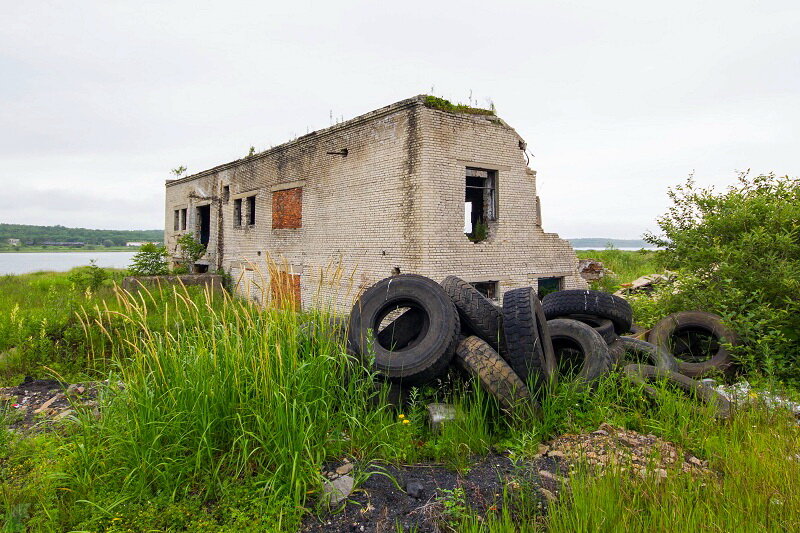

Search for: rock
xmin=405 ymin=480 xmax=424 ymax=499
xmin=539 ymin=488 xmax=557 ymax=502
xmin=54 ymin=409 xmax=74 ymax=421
xmin=548 ymin=450 xmax=566 ymax=459
xmin=592 ymin=429 xmax=609 ymax=436
xmin=655 ymin=468 xmax=668 ymax=479
xmin=322 ymin=475 xmax=354 ymax=507
xmin=66 ymin=384 xmax=86 ymax=396
xmin=336 ymin=463 xmax=354 ymax=475
xmin=688 ymin=456 xmax=703 ymax=466
xmin=426 ymin=403 xmax=457 ymax=431
xmin=536 ymin=444 xmax=549 ymax=457
xmin=538 ymin=469 xmax=559 ymax=482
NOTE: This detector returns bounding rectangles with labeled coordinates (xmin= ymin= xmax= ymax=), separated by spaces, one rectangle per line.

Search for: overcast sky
xmin=1 ymin=1 xmax=797 ymax=239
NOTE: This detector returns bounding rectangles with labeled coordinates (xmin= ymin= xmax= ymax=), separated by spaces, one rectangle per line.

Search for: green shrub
xmin=176 ymin=233 xmax=206 ymax=271
xmin=644 ymin=172 xmax=800 ymax=382
xmin=128 ymin=243 xmax=169 ymax=276
xmin=67 ymin=260 xmax=107 ymax=291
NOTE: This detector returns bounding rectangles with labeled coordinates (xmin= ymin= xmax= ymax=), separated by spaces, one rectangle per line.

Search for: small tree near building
xmin=176 ymin=233 xmax=207 ymax=273
xmin=128 ymin=243 xmax=170 ymax=276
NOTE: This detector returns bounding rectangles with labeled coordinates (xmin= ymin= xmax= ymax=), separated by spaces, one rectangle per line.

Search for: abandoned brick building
xmin=164 ymin=95 xmax=586 ymax=311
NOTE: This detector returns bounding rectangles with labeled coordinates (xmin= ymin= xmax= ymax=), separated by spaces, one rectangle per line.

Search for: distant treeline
xmin=568 ymin=238 xmax=653 ymax=249
xmin=0 ymin=223 xmax=162 ymax=246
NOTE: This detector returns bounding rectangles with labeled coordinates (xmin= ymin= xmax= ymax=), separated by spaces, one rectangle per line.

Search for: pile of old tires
xmin=348 ymin=274 xmax=735 ymax=418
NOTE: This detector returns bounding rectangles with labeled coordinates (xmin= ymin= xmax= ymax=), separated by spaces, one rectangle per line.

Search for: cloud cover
xmin=0 ymin=1 xmax=797 ymax=237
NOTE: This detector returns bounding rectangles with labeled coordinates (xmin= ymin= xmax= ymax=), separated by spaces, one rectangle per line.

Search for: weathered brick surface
xmin=164 ymin=96 xmax=586 ymax=312
xmin=270 ymin=271 xmax=301 ymax=310
xmin=272 ymin=187 xmax=303 ymax=229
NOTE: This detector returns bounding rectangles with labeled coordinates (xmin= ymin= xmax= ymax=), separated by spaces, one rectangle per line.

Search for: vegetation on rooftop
xmin=423 ymin=95 xmax=496 ymax=116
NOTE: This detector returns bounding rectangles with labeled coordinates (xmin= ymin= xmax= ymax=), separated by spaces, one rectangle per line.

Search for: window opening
xmin=196 ymin=204 xmax=211 ymax=246
xmin=234 ymin=198 xmax=242 ymax=227
xmin=173 ymin=210 xmax=180 ymax=231
xmin=465 ymin=168 xmax=496 ymax=242
xmin=247 ymin=196 xmax=256 ymax=225
xmin=472 ymin=281 xmax=498 ymax=300
xmin=222 ymin=185 xmax=230 ymax=203
xmin=537 ymin=277 xmax=563 ymax=299
xmin=180 ymin=208 xmax=187 ymax=231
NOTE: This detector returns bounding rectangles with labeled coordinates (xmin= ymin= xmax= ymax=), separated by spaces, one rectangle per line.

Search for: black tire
xmin=441 ymin=276 xmax=504 ymax=352
xmin=547 ymin=319 xmax=613 ymax=384
xmin=348 ymin=274 xmax=459 ymax=385
xmin=623 ymin=364 xmax=732 ymax=419
xmin=649 ymin=311 xmax=739 ymax=378
xmin=376 ymin=308 xmax=425 ymax=351
xmin=556 ymin=314 xmax=618 ymax=344
xmin=607 ymin=336 xmax=679 ymax=371
xmin=502 ymin=287 xmax=557 ymax=391
xmin=455 ymin=336 xmax=533 ymax=411
xmin=542 ymin=290 xmax=633 ymax=334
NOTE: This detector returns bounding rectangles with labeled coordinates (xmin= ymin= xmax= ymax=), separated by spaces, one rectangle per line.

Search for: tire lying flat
xmin=649 ymin=311 xmax=739 ymax=378
xmin=542 ymin=290 xmax=633 ymax=334
xmin=348 ymin=274 xmax=459 ymax=386
xmin=502 ymin=287 xmax=557 ymax=392
xmin=623 ymin=363 xmax=732 ymax=419
xmin=547 ymin=318 xmax=613 ymax=385
xmin=441 ymin=276 xmax=504 ymax=352
xmin=555 ymin=314 xmax=618 ymax=344
xmin=607 ymin=336 xmax=679 ymax=371
xmin=455 ymin=336 xmax=533 ymax=411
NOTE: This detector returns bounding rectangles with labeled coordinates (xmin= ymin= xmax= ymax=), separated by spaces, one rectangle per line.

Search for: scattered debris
xmin=0 ymin=378 xmax=101 ymax=433
xmin=577 ymin=259 xmax=609 ymax=281
xmin=546 ymin=423 xmax=713 ymax=478
xmin=615 ymin=271 xmax=676 ymax=296
xmin=426 ymin=403 xmax=457 ymax=431
xmin=715 ymin=381 xmax=800 ymax=421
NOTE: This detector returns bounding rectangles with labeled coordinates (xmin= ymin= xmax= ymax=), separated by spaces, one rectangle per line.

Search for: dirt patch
xmin=0 ymin=377 xmax=102 ymax=433
xmin=303 ymin=454 xmax=567 ymax=532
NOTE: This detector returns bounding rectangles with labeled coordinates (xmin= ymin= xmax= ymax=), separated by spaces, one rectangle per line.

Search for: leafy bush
xmin=128 ymin=243 xmax=170 ymax=276
xmin=176 ymin=233 xmax=206 ymax=271
xmin=644 ymin=172 xmax=800 ymax=382
xmin=67 ymin=260 xmax=107 ymax=291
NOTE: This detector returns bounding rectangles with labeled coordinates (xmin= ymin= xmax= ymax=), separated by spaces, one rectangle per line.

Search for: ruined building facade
xmin=164 ymin=96 xmax=585 ymax=311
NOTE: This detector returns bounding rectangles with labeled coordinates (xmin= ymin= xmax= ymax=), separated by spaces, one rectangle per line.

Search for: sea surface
xmin=0 ymin=252 xmax=137 ymax=275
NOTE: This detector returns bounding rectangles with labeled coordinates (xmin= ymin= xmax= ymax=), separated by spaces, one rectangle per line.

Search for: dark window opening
xmin=222 ymin=185 xmax=230 ymax=202
xmin=180 ymin=208 xmax=187 ymax=231
xmin=196 ymin=204 xmax=211 ymax=246
xmin=472 ymin=281 xmax=499 ymax=300
xmin=194 ymin=264 xmax=209 ymax=273
xmin=537 ymin=277 xmax=563 ymax=299
xmin=465 ymin=168 xmax=497 ymax=242
xmin=233 ymin=198 xmax=242 ymax=227
xmin=247 ymin=195 xmax=256 ymax=225
xmin=173 ymin=210 xmax=180 ymax=231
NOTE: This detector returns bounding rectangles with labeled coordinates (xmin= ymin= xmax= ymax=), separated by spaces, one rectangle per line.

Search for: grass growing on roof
xmin=423 ymin=96 xmax=496 ymax=116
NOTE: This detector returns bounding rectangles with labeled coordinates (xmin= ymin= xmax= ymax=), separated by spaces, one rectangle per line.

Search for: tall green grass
xmin=576 ymin=248 xmax=660 ymax=292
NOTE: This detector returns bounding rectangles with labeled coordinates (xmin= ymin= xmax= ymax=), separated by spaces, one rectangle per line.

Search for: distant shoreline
xmin=0 ymin=247 xmax=138 ymax=253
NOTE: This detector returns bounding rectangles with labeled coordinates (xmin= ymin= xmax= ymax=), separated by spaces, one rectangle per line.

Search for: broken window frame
xmin=233 ymin=198 xmax=243 ymax=227
xmin=465 ymin=167 xmax=497 ymax=241
xmin=247 ymin=195 xmax=256 ymax=226
xmin=180 ymin=208 xmax=187 ymax=231
xmin=537 ymin=277 xmax=564 ymax=299
xmin=472 ymin=281 xmax=499 ymax=301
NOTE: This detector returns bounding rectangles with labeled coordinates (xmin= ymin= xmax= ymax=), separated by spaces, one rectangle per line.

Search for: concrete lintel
xmin=270 ymin=180 xmax=306 ymax=192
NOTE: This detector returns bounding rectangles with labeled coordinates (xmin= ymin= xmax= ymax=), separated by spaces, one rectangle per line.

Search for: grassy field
xmin=1 ymin=257 xmax=798 ymax=531
xmin=575 ymin=248 xmax=660 ymax=293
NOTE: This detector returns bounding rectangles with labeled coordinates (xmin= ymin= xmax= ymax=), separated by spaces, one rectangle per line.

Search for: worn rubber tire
xmin=556 ymin=314 xmax=618 ymax=344
xmin=542 ymin=290 xmax=633 ymax=334
xmin=376 ymin=308 xmax=425 ymax=351
xmin=547 ymin=319 xmax=614 ymax=385
xmin=649 ymin=311 xmax=739 ymax=378
xmin=348 ymin=274 xmax=459 ymax=385
xmin=623 ymin=364 xmax=732 ymax=419
xmin=502 ymin=287 xmax=557 ymax=391
xmin=455 ymin=336 xmax=533 ymax=411
xmin=441 ymin=276 xmax=504 ymax=352
xmin=607 ymin=336 xmax=679 ymax=371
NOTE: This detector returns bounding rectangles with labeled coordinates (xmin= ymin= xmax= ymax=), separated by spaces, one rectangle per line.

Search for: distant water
xmin=0 ymin=252 xmax=137 ymax=275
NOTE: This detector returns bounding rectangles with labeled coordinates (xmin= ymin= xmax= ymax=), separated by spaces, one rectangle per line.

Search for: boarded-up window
xmin=272 ymin=187 xmax=302 ymax=229
xmin=270 ymin=271 xmax=301 ymax=310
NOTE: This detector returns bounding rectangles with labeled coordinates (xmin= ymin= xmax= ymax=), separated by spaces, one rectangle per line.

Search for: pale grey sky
xmin=1 ymin=0 xmax=797 ymax=238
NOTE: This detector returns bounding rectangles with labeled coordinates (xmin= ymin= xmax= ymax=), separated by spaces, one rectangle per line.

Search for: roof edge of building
xmin=166 ymin=95 xmax=430 ymax=187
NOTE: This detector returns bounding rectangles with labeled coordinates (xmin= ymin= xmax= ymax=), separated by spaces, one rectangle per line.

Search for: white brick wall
xmin=164 ymin=96 xmax=586 ymax=313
